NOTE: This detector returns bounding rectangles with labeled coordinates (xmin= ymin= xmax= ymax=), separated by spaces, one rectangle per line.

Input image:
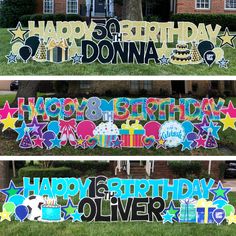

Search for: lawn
xmin=0 ymin=93 xmax=236 ymax=156
xmin=0 ymin=28 xmax=236 ymax=75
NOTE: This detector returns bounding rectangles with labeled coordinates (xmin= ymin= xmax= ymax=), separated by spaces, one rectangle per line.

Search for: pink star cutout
xmin=32 ymin=136 xmax=44 ymax=148
xmin=0 ymin=101 xmax=18 ymax=120
xmin=221 ymin=101 xmax=236 ymax=118
xmin=195 ymin=136 xmax=206 ymax=148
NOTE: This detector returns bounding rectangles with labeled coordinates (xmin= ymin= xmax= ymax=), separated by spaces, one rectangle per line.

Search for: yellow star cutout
xmin=226 ymin=213 xmax=236 ymax=225
xmin=158 ymin=139 xmax=165 ymax=145
xmin=218 ymin=27 xmax=236 ymax=48
xmin=220 ymin=114 xmax=236 ymax=131
xmin=8 ymin=22 xmax=29 ymax=43
xmin=1 ymin=113 xmax=18 ymax=131
xmin=77 ymin=139 xmax=84 ymax=145
xmin=0 ymin=211 xmax=11 ymax=222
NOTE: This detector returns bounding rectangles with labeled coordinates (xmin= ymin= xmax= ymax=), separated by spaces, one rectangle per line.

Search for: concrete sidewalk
xmin=223 ymin=179 xmax=236 ymax=191
xmin=0 ymin=91 xmax=16 ymax=95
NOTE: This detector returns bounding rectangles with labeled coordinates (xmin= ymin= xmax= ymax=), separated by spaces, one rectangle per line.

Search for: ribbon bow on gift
xmin=47 ymin=39 xmax=68 ymax=50
xmin=121 ymin=120 xmax=144 ymax=135
xmin=59 ymin=119 xmax=77 ymax=146
xmin=195 ymin=199 xmax=215 ymax=224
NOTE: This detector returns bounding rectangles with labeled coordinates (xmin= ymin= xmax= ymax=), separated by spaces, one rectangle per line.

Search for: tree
xmin=122 ymin=0 xmax=143 ymax=21
xmin=0 ymin=0 xmax=36 ymax=27
xmin=0 ymin=162 xmax=9 ymax=188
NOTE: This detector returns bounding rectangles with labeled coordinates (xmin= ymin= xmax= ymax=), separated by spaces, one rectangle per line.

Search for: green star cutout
xmin=215 ymin=188 xmax=226 ymax=198
xmin=65 ymin=205 xmax=77 ymax=215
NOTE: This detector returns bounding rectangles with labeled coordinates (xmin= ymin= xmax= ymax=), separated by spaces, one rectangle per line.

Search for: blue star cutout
xmin=112 ymin=138 xmax=123 ymax=148
xmin=163 ymin=201 xmax=180 ymax=222
xmin=210 ymin=181 xmax=231 ymax=202
xmin=14 ymin=121 xmax=30 ymax=141
xmin=71 ymin=210 xmax=83 ymax=222
xmin=50 ymin=136 xmax=61 ymax=149
xmin=61 ymin=198 xmax=77 ymax=220
xmin=181 ymin=138 xmax=193 ymax=151
xmin=6 ymin=52 xmax=17 ymax=64
xmin=218 ymin=58 xmax=229 ymax=69
xmin=202 ymin=121 xmax=221 ymax=140
xmin=0 ymin=180 xmax=23 ymax=201
xmin=159 ymin=55 xmax=169 ymax=65
xmin=162 ymin=211 xmax=174 ymax=224
xmin=71 ymin=53 xmax=83 ymax=64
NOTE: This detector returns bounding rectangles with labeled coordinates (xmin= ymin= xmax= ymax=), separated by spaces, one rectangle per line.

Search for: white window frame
xmin=43 ymin=0 xmax=54 ymax=14
xmin=66 ymin=0 xmax=79 ymax=14
xmin=225 ymin=0 xmax=236 ymax=10
xmin=195 ymin=0 xmax=211 ymax=10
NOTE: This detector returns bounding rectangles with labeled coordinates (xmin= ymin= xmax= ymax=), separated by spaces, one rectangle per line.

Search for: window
xmin=130 ymin=81 xmax=140 ymax=91
xmin=0 ymin=0 xmax=4 ymax=5
xmin=196 ymin=0 xmax=210 ymax=9
xmin=143 ymin=81 xmax=152 ymax=91
xmin=225 ymin=0 xmax=236 ymax=9
xmin=44 ymin=0 xmax=54 ymax=14
xmin=80 ymin=81 xmax=91 ymax=89
xmin=67 ymin=0 xmax=78 ymax=14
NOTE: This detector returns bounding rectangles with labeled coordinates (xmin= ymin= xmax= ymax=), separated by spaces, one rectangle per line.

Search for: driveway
xmin=0 ymin=91 xmax=16 ymax=95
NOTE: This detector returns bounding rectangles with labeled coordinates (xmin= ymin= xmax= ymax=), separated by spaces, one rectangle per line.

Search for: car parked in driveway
xmin=225 ymin=161 xmax=236 ymax=178
xmin=10 ymin=80 xmax=19 ymax=91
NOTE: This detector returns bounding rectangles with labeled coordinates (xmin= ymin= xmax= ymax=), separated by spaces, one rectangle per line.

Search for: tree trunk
xmin=0 ymin=161 xmax=10 ymax=188
xmin=13 ymin=81 xmax=41 ymax=105
xmin=123 ymin=0 xmax=143 ymax=21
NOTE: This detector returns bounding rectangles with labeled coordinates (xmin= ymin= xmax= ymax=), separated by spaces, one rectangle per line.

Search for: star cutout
xmin=163 ymin=201 xmax=180 ymax=222
xmin=27 ymin=117 xmax=47 ymax=138
xmin=0 ymin=211 xmax=11 ymax=222
xmin=51 ymin=136 xmax=61 ymax=149
xmin=71 ymin=53 xmax=83 ymax=64
xmin=194 ymin=116 xmax=210 ymax=136
xmin=202 ymin=121 xmax=221 ymax=140
xmin=226 ymin=213 xmax=236 ymax=225
xmin=159 ymin=55 xmax=169 ymax=65
xmin=156 ymin=138 xmax=166 ymax=149
xmin=162 ymin=211 xmax=174 ymax=224
xmin=0 ymin=180 xmax=23 ymax=201
xmin=61 ymin=199 xmax=77 ymax=220
xmin=0 ymin=101 xmax=18 ymax=120
xmin=8 ymin=22 xmax=29 ymax=43
xmin=210 ymin=181 xmax=231 ymax=202
xmin=220 ymin=113 xmax=236 ymax=131
xmin=71 ymin=210 xmax=83 ymax=222
xmin=14 ymin=121 xmax=30 ymax=141
xmin=75 ymin=136 xmax=86 ymax=149
xmin=221 ymin=101 xmax=236 ymax=118
xmin=181 ymin=138 xmax=193 ymax=151
xmin=195 ymin=135 xmax=207 ymax=148
xmin=112 ymin=138 xmax=123 ymax=148
xmin=218 ymin=27 xmax=236 ymax=48
xmin=32 ymin=136 xmax=44 ymax=148
xmin=5 ymin=52 xmax=17 ymax=64
xmin=218 ymin=58 xmax=229 ymax=69
xmin=1 ymin=113 xmax=18 ymax=132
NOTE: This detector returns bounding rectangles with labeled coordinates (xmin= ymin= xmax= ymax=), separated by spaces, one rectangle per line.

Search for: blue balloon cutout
xmin=8 ymin=195 xmax=25 ymax=206
xmin=212 ymin=209 xmax=226 ymax=225
xmin=48 ymin=121 xmax=60 ymax=135
xmin=213 ymin=199 xmax=228 ymax=209
xmin=15 ymin=205 xmax=29 ymax=222
xmin=182 ymin=121 xmax=194 ymax=134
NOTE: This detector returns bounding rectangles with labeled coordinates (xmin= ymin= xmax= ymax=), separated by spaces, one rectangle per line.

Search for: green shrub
xmin=18 ymin=166 xmax=74 ymax=178
xmin=30 ymin=14 xmax=43 ymax=23
xmin=19 ymin=14 xmax=32 ymax=27
xmin=66 ymin=14 xmax=83 ymax=21
xmin=171 ymin=13 xmax=236 ymax=31
xmin=168 ymin=161 xmax=202 ymax=178
xmin=0 ymin=0 xmax=36 ymax=27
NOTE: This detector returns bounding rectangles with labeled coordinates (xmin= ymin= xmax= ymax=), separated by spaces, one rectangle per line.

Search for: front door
xmin=95 ymin=0 xmax=106 ymax=14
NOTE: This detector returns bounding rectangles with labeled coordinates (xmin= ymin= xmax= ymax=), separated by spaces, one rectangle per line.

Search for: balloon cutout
xmin=76 ymin=121 xmax=96 ymax=139
xmin=15 ymin=205 xmax=29 ymax=222
xmin=223 ymin=204 xmax=235 ymax=217
xmin=43 ymin=131 xmax=56 ymax=149
xmin=25 ymin=36 xmax=40 ymax=57
xmin=204 ymin=50 xmax=216 ymax=67
xmin=3 ymin=202 xmax=16 ymax=215
xmin=19 ymin=46 xmax=32 ymax=63
xmin=144 ymin=121 xmax=161 ymax=140
xmin=212 ymin=209 xmax=226 ymax=225
xmin=12 ymin=42 xmax=24 ymax=58
xmin=198 ymin=41 xmax=214 ymax=58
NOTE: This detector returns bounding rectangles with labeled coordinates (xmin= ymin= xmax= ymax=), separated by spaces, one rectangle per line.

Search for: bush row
xmin=171 ymin=13 xmax=236 ymax=31
xmin=19 ymin=14 xmax=85 ymax=27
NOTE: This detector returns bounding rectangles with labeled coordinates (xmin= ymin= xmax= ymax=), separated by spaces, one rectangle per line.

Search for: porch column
xmin=109 ymin=0 xmax=114 ymax=17
xmin=86 ymin=0 xmax=92 ymax=17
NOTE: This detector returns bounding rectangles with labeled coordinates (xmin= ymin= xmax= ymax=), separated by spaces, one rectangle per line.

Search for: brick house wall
xmin=177 ymin=0 xmax=236 ymax=14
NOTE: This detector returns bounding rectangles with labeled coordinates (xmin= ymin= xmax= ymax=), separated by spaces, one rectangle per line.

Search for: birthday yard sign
xmin=6 ymin=19 xmax=235 ymax=68
xmin=0 ymin=97 xmax=236 ymax=151
xmin=0 ymin=177 xmax=235 ymax=225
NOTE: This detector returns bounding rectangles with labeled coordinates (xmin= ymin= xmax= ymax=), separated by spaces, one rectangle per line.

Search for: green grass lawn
xmin=0 ymin=28 xmax=236 ymax=75
xmin=0 ymin=93 xmax=236 ymax=155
